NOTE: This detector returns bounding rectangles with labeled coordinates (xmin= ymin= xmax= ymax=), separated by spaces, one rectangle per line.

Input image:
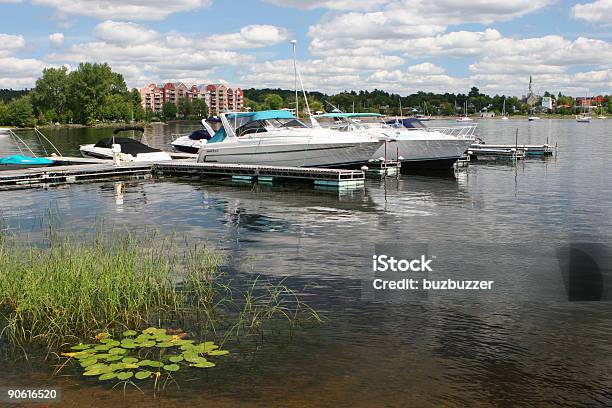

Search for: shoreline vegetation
xmin=1 ymin=61 xmax=610 ymax=129
xmin=0 ymin=228 xmax=321 ymax=354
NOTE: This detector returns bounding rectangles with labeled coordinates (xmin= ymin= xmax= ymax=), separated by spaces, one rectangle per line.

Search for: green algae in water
xmin=62 ymin=328 xmax=229 ymax=388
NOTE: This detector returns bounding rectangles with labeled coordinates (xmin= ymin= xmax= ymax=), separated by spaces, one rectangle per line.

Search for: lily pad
xmin=190 ymin=361 xmax=216 ymax=368
xmin=122 ymin=330 xmax=137 ymax=337
xmin=163 ymin=364 xmax=180 ymax=372
xmin=207 ymin=350 xmax=230 ymax=356
xmin=70 ymin=344 xmax=93 ymax=351
xmin=83 ymin=368 xmax=104 ymax=376
xmin=99 ymin=373 xmax=117 ymax=381
xmin=168 ymin=355 xmax=184 ymax=363
xmin=80 ymin=357 xmax=98 ymax=367
xmin=135 ymin=371 xmax=152 ymax=380
xmin=105 ymin=355 xmax=123 ymax=362
xmin=94 ymin=344 xmax=112 ymax=351
xmin=109 ymin=347 xmax=127 ymax=355
xmin=138 ymin=340 xmax=156 ymax=348
xmin=116 ymin=371 xmax=133 ymax=380
xmin=138 ymin=360 xmax=164 ymax=368
xmin=156 ymin=342 xmax=174 ymax=348
xmin=122 ymin=357 xmax=139 ymax=364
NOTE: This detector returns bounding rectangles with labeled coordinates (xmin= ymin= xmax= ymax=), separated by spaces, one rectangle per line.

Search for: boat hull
xmin=374 ymin=138 xmax=474 ymax=169
xmin=199 ymin=141 xmax=383 ymax=168
xmin=172 ymin=144 xmax=200 ymax=154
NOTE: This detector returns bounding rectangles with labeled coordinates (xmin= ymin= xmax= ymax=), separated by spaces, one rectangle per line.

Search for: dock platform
xmin=466 ymin=147 xmax=525 ymax=160
xmin=0 ymin=160 xmax=367 ymax=191
xmin=468 ymin=143 xmax=553 ymax=156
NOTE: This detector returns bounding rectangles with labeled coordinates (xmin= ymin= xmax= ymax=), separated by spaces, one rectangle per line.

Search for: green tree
xmin=162 ymin=101 xmax=177 ymax=120
xmin=129 ymin=88 xmax=145 ymax=121
xmin=7 ymin=96 xmax=36 ymax=127
xmin=101 ymin=94 xmax=131 ymax=121
xmin=192 ymin=98 xmax=209 ymax=118
xmin=31 ymin=66 xmax=69 ymax=120
xmin=177 ymin=97 xmax=193 ymax=118
xmin=67 ymin=62 xmax=128 ymax=124
xmin=0 ymin=100 xmax=8 ymax=125
xmin=243 ymin=97 xmax=260 ymax=112
xmin=264 ymin=93 xmax=283 ymax=110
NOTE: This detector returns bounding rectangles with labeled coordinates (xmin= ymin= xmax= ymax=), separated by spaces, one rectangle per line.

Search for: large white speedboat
xmin=315 ymin=113 xmax=476 ymax=170
xmin=80 ymin=127 xmax=172 ymax=162
xmin=197 ymin=110 xmax=386 ymax=168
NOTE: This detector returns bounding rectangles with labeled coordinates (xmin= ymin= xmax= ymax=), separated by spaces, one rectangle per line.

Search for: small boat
xmin=80 ymin=127 xmax=172 ymax=162
xmin=197 ymin=110 xmax=386 ymax=168
xmin=528 ymin=116 xmax=540 ymax=121
xmin=597 ymin=116 xmax=607 ymax=119
xmin=576 ymin=114 xmax=591 ymax=123
xmin=170 ymin=119 xmax=215 ymax=153
xmin=456 ymin=100 xmax=472 ymax=122
xmin=0 ymin=154 xmax=54 ymax=171
xmin=501 ymin=99 xmax=509 ymax=120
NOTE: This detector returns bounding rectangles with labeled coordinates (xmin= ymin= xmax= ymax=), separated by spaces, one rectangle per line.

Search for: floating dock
xmin=469 ymin=143 xmax=553 ymax=156
xmin=0 ymin=160 xmax=368 ymax=191
xmin=466 ymin=147 xmax=525 ymax=160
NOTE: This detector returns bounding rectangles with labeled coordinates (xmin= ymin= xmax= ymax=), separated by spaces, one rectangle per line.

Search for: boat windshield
xmin=235 ymin=118 xmax=306 ymax=137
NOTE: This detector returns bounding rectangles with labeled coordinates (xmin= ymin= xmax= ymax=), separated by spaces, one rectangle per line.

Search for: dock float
xmin=469 ymin=143 xmax=553 ymax=156
xmin=466 ymin=147 xmax=525 ymax=160
xmin=0 ymin=160 xmax=366 ymax=191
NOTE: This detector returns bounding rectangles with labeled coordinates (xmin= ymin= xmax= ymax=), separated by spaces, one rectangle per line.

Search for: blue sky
xmin=0 ymin=0 xmax=610 ymax=96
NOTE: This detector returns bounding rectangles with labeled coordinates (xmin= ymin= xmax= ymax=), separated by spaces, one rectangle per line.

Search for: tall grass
xmin=0 ymin=230 xmax=320 ymax=351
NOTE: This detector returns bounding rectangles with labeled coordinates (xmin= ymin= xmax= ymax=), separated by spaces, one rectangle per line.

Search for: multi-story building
xmin=139 ymin=82 xmax=243 ymax=116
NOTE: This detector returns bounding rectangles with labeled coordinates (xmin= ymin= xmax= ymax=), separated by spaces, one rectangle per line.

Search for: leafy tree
xmin=177 ymin=97 xmax=193 ymax=118
xmin=7 ymin=96 xmax=36 ymax=127
xmin=129 ymin=88 xmax=145 ymax=121
xmin=162 ymin=101 xmax=177 ymax=120
xmin=0 ymin=100 xmax=8 ymax=125
xmin=264 ymin=93 xmax=283 ymax=110
xmin=192 ymin=98 xmax=209 ymax=118
xmin=31 ymin=67 xmax=69 ymax=118
xmin=67 ymin=62 xmax=128 ymax=124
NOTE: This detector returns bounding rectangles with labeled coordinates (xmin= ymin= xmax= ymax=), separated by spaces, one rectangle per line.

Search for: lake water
xmin=1 ymin=119 xmax=612 ymax=407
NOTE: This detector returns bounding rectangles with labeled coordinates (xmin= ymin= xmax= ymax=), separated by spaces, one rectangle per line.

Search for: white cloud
xmin=263 ymin=0 xmax=387 ymax=10
xmin=31 ymin=0 xmax=212 ymax=20
xmin=204 ymin=25 xmax=291 ymax=49
xmin=48 ymin=32 xmax=64 ymax=48
xmin=571 ymin=0 xmax=612 ymax=25
xmin=0 ymin=33 xmax=26 ymax=56
xmin=94 ymin=21 xmax=159 ymax=45
xmin=0 ymin=56 xmax=47 ymax=88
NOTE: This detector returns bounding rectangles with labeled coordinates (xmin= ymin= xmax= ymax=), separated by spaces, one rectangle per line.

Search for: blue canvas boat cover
xmin=0 ymin=155 xmax=54 ymax=165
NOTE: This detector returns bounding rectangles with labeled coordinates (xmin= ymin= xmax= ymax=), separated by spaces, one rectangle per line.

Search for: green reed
xmin=0 ymin=230 xmax=320 ymax=351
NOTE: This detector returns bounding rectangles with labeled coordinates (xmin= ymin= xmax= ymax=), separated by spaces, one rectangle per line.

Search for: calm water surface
xmin=1 ymin=119 xmax=612 ymax=407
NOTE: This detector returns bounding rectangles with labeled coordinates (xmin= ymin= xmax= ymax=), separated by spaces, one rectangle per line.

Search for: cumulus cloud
xmin=0 ymin=33 xmax=26 ymax=56
xmin=204 ymin=25 xmax=291 ymax=49
xmin=0 ymin=56 xmax=48 ymax=88
xmin=94 ymin=21 xmax=159 ymax=45
xmin=31 ymin=0 xmax=212 ymax=20
xmin=571 ymin=0 xmax=612 ymax=25
xmin=48 ymin=32 xmax=64 ymax=48
xmin=263 ymin=0 xmax=387 ymax=10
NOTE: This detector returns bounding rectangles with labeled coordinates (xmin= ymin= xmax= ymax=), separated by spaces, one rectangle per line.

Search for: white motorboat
xmin=528 ymin=116 xmax=540 ymax=121
xmin=171 ymin=119 xmax=216 ymax=153
xmin=576 ymin=114 xmax=591 ymax=123
xmin=197 ymin=110 xmax=386 ymax=168
xmin=315 ymin=113 xmax=476 ymax=170
xmin=80 ymin=127 xmax=172 ymax=162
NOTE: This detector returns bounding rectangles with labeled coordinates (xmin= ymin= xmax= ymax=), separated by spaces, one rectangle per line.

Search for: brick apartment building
xmin=139 ymin=82 xmax=243 ymax=116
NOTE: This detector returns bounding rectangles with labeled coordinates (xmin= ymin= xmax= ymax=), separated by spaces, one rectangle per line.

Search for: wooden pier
xmin=0 ymin=160 xmax=367 ymax=191
xmin=466 ymin=147 xmax=526 ymax=160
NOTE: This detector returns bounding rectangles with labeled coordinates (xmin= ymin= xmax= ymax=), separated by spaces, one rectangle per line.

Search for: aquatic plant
xmin=0 ymin=230 xmax=321 ymax=351
xmin=59 ymin=327 xmax=229 ymax=393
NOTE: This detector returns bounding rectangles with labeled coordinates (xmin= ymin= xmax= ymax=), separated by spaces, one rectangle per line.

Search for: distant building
xmin=523 ymin=76 xmax=541 ymax=107
xmin=541 ymin=96 xmax=553 ymax=110
xmin=576 ymin=95 xmax=604 ymax=107
xmin=139 ymin=82 xmax=243 ymax=115
xmin=203 ymin=84 xmax=244 ymax=116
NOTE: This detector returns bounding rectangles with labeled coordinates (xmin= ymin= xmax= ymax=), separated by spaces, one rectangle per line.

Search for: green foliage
xmin=176 ymin=97 xmax=193 ymax=118
xmin=264 ymin=93 xmax=284 ymax=110
xmin=30 ymin=67 xmax=69 ymax=119
xmin=162 ymin=101 xmax=177 ymax=120
xmin=0 ymin=88 xmax=29 ymax=103
xmin=6 ymin=96 xmax=35 ymax=127
xmin=191 ymin=98 xmax=209 ymax=118
xmin=61 ymin=327 xmax=229 ymax=393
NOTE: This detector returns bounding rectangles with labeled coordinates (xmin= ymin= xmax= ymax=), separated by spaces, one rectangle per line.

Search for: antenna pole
xmin=291 ymin=40 xmax=299 ymax=118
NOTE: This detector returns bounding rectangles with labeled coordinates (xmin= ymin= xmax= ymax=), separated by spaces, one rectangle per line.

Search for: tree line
xmin=244 ymin=87 xmax=612 ymax=116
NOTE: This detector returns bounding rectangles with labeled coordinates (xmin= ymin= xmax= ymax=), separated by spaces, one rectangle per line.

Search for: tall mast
xmin=291 ymin=40 xmax=299 ymax=118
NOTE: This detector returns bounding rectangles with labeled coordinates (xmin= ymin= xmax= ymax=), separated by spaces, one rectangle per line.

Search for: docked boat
xmin=171 ymin=120 xmax=215 ymax=153
xmin=80 ymin=127 xmax=172 ymax=162
xmin=528 ymin=116 xmax=540 ymax=121
xmin=197 ymin=110 xmax=386 ymax=168
xmin=0 ymin=154 xmax=54 ymax=171
xmin=315 ymin=113 xmax=476 ymax=170
xmin=576 ymin=114 xmax=591 ymax=123
xmin=456 ymin=101 xmax=473 ymax=122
